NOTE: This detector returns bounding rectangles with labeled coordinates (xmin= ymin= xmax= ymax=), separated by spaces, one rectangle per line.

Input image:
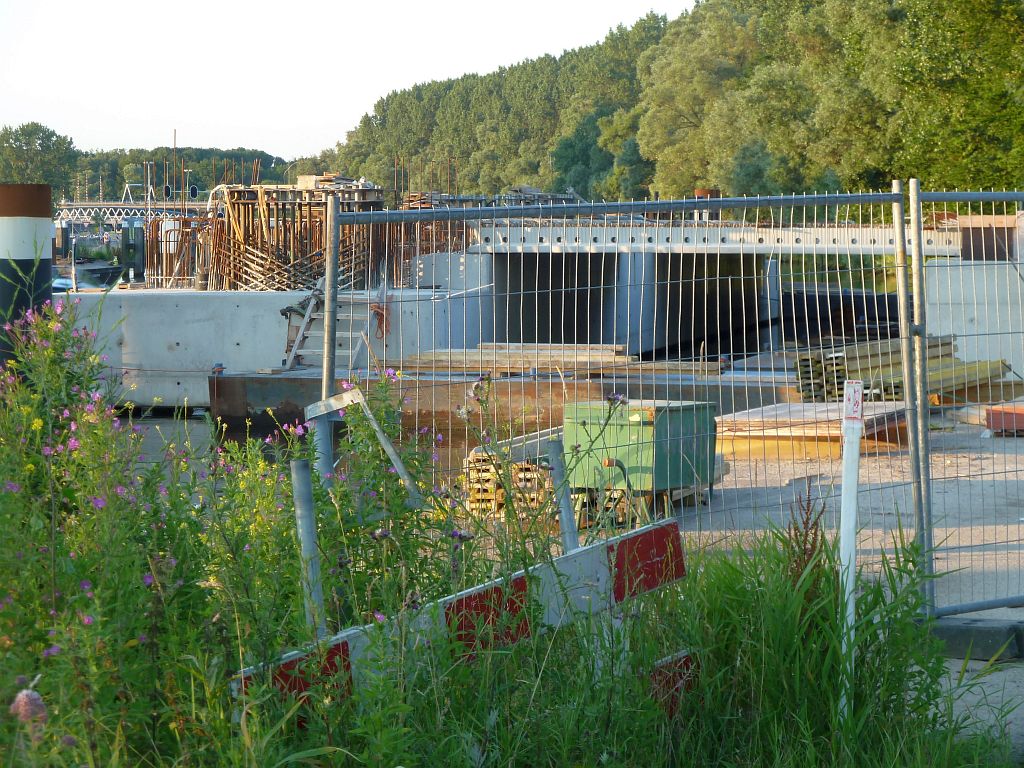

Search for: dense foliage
xmin=3 ymin=1 xmax=1023 ymax=199
xmin=327 ymin=0 xmax=1024 ymax=197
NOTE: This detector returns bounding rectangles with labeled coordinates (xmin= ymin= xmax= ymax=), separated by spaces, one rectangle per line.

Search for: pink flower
xmin=67 ymin=438 xmax=79 ymax=451
xmin=81 ymin=614 xmax=94 ymax=626
xmin=41 ymin=446 xmax=53 ymax=457
xmin=9 ymin=689 xmax=47 ymax=724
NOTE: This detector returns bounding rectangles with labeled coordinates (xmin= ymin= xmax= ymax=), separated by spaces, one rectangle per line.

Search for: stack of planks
xmin=716 ymin=401 xmax=908 ymax=459
xmin=402 ymin=343 xmax=637 ymax=375
xmin=402 ymin=344 xmax=725 ymax=376
xmin=463 ymin=455 xmax=553 ymax=518
xmin=793 ymin=335 xmax=1009 ymax=402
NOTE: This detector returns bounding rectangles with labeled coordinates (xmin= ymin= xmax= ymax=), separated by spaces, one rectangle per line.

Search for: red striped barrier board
xmin=235 ymin=519 xmax=690 ymax=704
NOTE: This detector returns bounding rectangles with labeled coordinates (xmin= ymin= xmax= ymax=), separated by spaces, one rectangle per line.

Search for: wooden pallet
xmin=463 ymin=455 xmax=553 ymax=517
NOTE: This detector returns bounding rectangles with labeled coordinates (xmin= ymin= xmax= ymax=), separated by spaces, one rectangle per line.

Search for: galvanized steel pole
xmin=908 ymin=179 xmax=936 ymax=612
xmin=322 ymin=193 xmax=339 ymax=400
xmin=892 ymin=181 xmax=925 ymax=580
xmin=291 ymin=459 xmax=327 ymax=639
xmin=315 ymin=193 xmax=340 ymax=480
xmin=546 ymin=440 xmax=580 ymax=552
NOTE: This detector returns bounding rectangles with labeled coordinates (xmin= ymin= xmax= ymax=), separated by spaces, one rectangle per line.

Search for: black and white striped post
xmin=0 ymin=184 xmax=53 ymax=360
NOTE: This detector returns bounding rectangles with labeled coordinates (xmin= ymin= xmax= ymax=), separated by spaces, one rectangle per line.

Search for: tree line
xmin=0 ymin=124 xmax=287 ymax=202
xmin=3 ymin=0 xmax=1022 ymax=201
xmin=324 ymin=0 xmax=1024 ymax=197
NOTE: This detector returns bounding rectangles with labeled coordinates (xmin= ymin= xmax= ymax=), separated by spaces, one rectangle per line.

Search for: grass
xmin=0 ymin=298 xmax=1016 ymax=766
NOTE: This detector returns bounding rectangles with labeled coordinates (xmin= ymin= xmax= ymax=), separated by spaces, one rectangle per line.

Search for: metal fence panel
xmin=914 ymin=189 xmax=1024 ymax=616
xmin=315 ymin=191 xmax=939 ymax=574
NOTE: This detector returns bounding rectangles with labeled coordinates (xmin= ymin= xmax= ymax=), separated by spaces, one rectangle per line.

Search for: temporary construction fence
xmin=278 ymin=182 xmax=1024 ymax=621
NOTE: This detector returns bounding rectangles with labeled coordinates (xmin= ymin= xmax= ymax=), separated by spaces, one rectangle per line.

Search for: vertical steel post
xmin=317 ymin=193 xmax=340 ymax=481
xmin=892 ymin=181 xmax=925 ymax=576
xmin=322 ymin=193 xmax=339 ymax=400
xmin=291 ymin=459 xmax=328 ymax=639
xmin=313 ymin=416 xmax=334 ymax=479
xmin=908 ymin=179 xmax=935 ymax=612
xmin=546 ymin=440 xmax=580 ymax=552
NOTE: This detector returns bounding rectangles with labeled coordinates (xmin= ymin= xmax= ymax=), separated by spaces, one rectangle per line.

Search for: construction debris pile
xmin=794 ymin=335 xmax=1009 ymax=402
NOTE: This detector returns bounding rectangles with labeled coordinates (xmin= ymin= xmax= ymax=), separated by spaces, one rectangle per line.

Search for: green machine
xmin=563 ymin=399 xmax=717 ymax=519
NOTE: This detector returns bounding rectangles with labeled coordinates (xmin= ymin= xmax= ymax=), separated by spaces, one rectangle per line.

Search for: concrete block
xmin=930 ymin=617 xmax=1024 ymax=661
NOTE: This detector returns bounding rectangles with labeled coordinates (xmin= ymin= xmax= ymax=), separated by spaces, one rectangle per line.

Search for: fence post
xmin=546 ymin=440 xmax=580 ymax=553
xmin=907 ymin=179 xmax=936 ymax=613
xmin=892 ymin=180 xmax=927 ymax=605
xmin=839 ymin=379 xmax=864 ymax=721
xmin=312 ymin=416 xmax=334 ymax=479
xmin=291 ymin=459 xmax=328 ymax=639
xmin=322 ymin=192 xmax=339 ymax=401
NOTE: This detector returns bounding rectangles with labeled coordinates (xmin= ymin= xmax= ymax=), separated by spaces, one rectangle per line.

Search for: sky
xmin=0 ymin=0 xmax=693 ymax=160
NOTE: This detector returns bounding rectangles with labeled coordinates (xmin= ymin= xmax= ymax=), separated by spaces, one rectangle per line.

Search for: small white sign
xmin=843 ymin=380 xmax=864 ymax=421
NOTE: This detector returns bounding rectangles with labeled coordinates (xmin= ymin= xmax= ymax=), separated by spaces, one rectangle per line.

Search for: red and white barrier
xmin=236 ymin=519 xmax=692 ymax=707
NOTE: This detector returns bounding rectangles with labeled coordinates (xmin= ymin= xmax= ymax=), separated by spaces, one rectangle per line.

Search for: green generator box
xmin=563 ymin=399 xmax=717 ymax=494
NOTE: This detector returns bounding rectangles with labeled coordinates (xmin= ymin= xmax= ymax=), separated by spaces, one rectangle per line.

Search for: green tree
xmin=0 ymin=122 xmax=80 ymax=198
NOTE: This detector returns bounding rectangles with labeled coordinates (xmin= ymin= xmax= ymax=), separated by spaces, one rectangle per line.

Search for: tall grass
xmin=0 ymin=300 xmax=1013 ymax=766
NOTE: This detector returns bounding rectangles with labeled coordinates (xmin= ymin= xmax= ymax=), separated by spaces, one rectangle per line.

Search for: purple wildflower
xmin=79 ymin=580 xmax=92 ymax=591
xmin=4 ymin=481 xmax=20 ymax=493
xmin=143 ymin=573 xmax=154 ymax=587
xmin=90 ymin=496 xmax=106 ymax=509
xmin=9 ymin=689 xmax=47 ymax=724
xmin=42 ymin=645 xmax=61 ymax=658
xmin=81 ymin=614 xmax=94 ymax=626
xmin=372 ymin=610 xmax=387 ymax=623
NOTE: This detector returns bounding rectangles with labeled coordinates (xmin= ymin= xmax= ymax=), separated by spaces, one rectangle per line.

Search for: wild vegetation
xmin=0 ymin=301 xmax=1014 ymax=765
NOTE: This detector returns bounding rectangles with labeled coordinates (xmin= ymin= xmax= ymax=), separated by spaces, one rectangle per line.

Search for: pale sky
xmin=0 ymin=0 xmax=693 ymax=160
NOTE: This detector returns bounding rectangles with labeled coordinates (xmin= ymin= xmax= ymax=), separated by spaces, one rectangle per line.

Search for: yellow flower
xmin=31 ymin=418 xmax=42 ymax=431
xmin=24 ymin=463 xmax=34 ymax=473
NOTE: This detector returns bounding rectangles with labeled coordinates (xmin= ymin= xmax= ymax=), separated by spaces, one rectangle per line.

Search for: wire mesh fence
xmin=307 ymin=191 xmax=941 ymax=580
xmin=913 ymin=189 xmax=1024 ymax=616
xmin=172 ymin=182 xmax=1024 ymax=617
